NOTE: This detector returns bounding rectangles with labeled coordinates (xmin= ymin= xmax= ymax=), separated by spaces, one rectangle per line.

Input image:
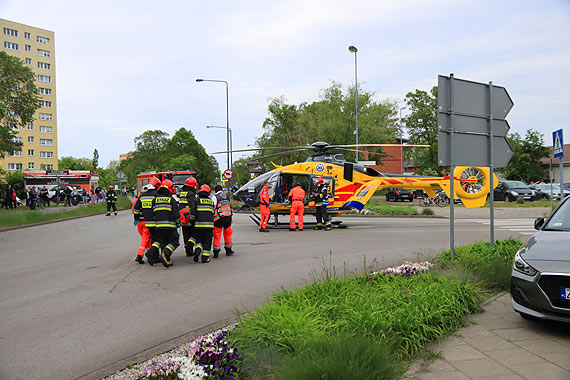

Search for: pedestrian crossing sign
xmin=553 ymin=129 xmax=564 ymax=158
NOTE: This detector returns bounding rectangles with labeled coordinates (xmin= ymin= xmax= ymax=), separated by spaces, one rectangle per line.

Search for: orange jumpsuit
xmin=288 ymin=186 xmax=305 ymax=230
xmin=132 ymin=196 xmax=152 ymax=258
xmin=213 ymin=191 xmax=233 ymax=253
xmin=259 ymin=186 xmax=270 ymax=230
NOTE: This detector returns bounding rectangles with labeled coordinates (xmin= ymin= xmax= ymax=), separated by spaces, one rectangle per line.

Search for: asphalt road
xmin=0 ymin=210 xmax=540 ymax=380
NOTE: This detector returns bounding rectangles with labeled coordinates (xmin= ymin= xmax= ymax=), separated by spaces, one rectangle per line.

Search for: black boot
xmin=160 ymin=251 xmax=173 ymax=267
xmin=225 ymin=247 xmax=234 ymax=256
xmin=313 ymin=225 xmax=322 ymax=230
xmin=135 ymin=255 xmax=144 ymax=264
xmin=202 ymin=254 xmax=210 ymax=263
xmin=213 ymin=249 xmax=220 ymax=259
xmin=193 ymin=246 xmax=202 ymax=262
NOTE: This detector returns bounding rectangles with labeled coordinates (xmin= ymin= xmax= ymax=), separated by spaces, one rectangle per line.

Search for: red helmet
xmin=149 ymin=177 xmax=161 ymax=187
xmin=161 ymin=179 xmax=174 ymax=189
xmin=109 ymin=185 xmax=114 ymax=189
xmin=317 ymin=176 xmax=324 ymax=183
xmin=185 ymin=177 xmax=198 ymax=188
xmin=199 ymin=184 xmax=211 ymax=194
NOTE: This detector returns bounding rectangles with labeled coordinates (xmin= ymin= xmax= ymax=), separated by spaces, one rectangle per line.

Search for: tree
xmin=500 ymin=130 xmax=550 ymax=182
xmin=403 ymin=86 xmax=440 ymax=174
xmin=58 ymin=156 xmax=93 ymax=170
xmin=0 ymin=51 xmax=41 ymax=157
xmin=92 ymin=149 xmax=99 ymax=172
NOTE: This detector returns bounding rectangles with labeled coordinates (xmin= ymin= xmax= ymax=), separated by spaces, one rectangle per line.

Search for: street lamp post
xmin=399 ymin=106 xmax=407 ymax=174
xmin=348 ymin=45 xmax=358 ymax=162
xmin=206 ymin=126 xmax=232 ymax=168
xmin=196 ymin=78 xmax=231 ymax=172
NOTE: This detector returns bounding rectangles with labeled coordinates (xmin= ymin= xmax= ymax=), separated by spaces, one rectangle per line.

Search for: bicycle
xmin=419 ymin=192 xmax=448 ymax=207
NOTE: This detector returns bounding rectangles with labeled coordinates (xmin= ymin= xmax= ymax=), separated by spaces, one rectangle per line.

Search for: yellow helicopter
xmin=222 ymin=142 xmax=497 ymax=228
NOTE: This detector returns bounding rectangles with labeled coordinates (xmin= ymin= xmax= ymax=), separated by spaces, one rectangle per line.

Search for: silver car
xmin=511 ymin=196 xmax=570 ymax=321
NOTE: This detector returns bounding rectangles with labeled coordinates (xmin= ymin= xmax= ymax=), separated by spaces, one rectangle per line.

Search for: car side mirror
xmin=534 ymin=217 xmax=545 ymax=230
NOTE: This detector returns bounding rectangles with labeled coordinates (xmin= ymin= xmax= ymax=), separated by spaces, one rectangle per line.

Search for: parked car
xmin=510 ymin=195 xmax=570 ymax=321
xmin=529 ymin=183 xmax=570 ymax=201
xmin=493 ymin=181 xmax=536 ymax=202
xmin=385 ymin=188 xmax=414 ymax=202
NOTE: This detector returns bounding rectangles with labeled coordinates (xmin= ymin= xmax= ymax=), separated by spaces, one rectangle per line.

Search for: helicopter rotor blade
xmin=330 ymin=143 xmax=431 ymax=148
xmin=245 ymin=148 xmax=315 ymax=163
xmin=209 ymin=145 xmax=313 ymax=155
xmin=332 ymin=147 xmax=386 ymax=157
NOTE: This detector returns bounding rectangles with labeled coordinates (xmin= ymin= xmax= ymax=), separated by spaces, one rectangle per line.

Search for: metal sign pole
xmin=561 ymin=158 xmax=564 ymax=196
xmin=449 ymin=73 xmax=455 ymax=260
xmin=550 ymin=157 xmax=553 ymax=210
xmin=488 ymin=81 xmax=495 ymax=246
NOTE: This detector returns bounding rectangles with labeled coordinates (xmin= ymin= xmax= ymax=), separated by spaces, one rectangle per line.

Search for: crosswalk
xmin=464 ymin=218 xmax=537 ymax=236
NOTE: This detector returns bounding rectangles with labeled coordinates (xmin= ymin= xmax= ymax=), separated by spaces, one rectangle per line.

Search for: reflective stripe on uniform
xmin=195 ymin=222 xmax=214 ymax=228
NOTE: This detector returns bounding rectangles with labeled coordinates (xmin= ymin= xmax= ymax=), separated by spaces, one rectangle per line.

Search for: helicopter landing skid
xmin=249 ymin=213 xmax=347 ymax=229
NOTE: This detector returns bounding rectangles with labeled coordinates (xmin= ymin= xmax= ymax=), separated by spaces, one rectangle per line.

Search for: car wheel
xmin=505 ymin=194 xmax=513 ymax=202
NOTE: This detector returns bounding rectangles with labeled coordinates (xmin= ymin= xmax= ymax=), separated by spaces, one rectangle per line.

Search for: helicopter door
xmin=309 ymin=175 xmax=335 ymax=203
xmin=274 ymin=174 xmax=311 ymax=204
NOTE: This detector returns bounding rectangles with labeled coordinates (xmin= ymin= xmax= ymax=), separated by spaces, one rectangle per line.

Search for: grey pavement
xmin=404 ymin=293 xmax=570 ymax=380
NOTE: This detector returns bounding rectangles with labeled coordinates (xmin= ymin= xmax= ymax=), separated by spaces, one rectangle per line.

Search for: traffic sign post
xmin=553 ymin=129 xmax=564 ymax=194
xmin=223 ymin=169 xmax=234 ymax=180
xmin=438 ymin=74 xmax=515 ymax=258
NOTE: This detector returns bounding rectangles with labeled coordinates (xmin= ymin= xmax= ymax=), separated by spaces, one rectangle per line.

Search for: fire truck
xmin=136 ymin=170 xmax=196 ymax=195
xmin=24 ymin=170 xmax=99 ymax=200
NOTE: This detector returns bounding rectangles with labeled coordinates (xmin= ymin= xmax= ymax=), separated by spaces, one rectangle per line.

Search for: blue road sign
xmin=553 ymin=129 xmax=564 ymax=158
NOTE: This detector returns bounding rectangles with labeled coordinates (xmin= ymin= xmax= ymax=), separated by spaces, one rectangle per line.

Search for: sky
xmin=1 ymin=0 xmax=569 ymax=169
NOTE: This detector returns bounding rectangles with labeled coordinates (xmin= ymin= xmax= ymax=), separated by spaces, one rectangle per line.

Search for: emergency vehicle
xmin=24 ymin=170 xmax=99 ymax=197
xmin=136 ymin=170 xmax=196 ymax=195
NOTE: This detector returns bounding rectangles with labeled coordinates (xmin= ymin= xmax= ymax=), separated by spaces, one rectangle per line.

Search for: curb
xmin=0 ymin=207 xmax=129 ymax=233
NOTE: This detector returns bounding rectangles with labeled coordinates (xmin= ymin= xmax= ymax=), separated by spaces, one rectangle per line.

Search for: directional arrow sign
xmin=438 ymin=74 xmax=514 ymax=168
xmin=438 ymin=76 xmax=513 ymax=119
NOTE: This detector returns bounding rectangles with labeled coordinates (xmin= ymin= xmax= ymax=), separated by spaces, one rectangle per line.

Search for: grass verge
xmin=0 ymin=197 xmax=132 ymax=228
xmin=228 ymin=238 xmax=522 ymax=380
xmin=365 ymin=199 xmax=419 ymax=215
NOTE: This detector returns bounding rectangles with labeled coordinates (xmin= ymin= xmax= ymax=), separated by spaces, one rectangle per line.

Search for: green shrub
xmin=434 ymin=238 xmax=522 ymax=290
xmin=421 ymin=208 xmax=435 ymax=215
xmin=516 ymin=197 xmax=525 ymax=204
xmin=275 ymin=333 xmax=402 ymax=380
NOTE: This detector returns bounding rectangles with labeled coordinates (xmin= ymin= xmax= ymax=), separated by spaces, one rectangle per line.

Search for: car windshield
xmin=504 ymin=181 xmax=527 ymax=189
xmin=544 ymin=198 xmax=570 ymax=231
xmin=539 ymin=184 xmax=560 ymax=191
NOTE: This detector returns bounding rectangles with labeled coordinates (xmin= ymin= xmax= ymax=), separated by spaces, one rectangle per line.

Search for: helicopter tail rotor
xmin=439 ymin=166 xmax=499 ymax=208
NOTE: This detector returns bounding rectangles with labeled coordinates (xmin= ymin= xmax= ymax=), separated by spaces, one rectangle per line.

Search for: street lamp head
xmin=348 ymin=45 xmax=358 ymax=53
xmin=196 ymin=78 xmax=204 ymax=82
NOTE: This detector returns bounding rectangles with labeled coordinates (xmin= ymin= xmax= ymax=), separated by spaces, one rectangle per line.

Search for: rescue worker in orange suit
xmin=179 ymin=177 xmax=198 ymax=257
xmin=188 ymin=184 xmax=215 ymax=263
xmin=259 ymin=181 xmax=270 ymax=232
xmin=288 ymin=182 xmax=305 ymax=231
xmin=312 ymin=176 xmax=332 ymax=230
xmin=105 ymin=185 xmax=118 ymax=216
xmin=145 ymin=179 xmax=180 ymax=267
xmin=212 ymin=185 xmax=234 ymax=258
xmin=131 ymin=183 xmax=156 ymax=264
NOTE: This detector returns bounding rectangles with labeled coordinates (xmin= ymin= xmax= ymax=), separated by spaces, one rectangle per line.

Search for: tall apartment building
xmin=0 ymin=18 xmax=58 ymax=171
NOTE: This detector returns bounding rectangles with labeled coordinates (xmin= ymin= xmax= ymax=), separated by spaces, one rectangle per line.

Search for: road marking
xmin=464 ymin=218 xmax=536 ymax=235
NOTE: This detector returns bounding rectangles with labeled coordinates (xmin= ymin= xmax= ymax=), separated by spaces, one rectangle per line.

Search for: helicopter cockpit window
xmin=239 ymin=171 xmax=277 ymax=194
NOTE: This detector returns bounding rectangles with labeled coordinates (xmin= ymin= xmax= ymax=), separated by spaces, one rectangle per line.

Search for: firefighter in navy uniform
xmin=146 ymin=179 xmax=180 ymax=267
xmin=132 ymin=176 xmax=161 ymax=264
xmin=179 ymin=177 xmax=198 ymax=257
xmin=105 ymin=185 xmax=118 ymax=216
xmin=188 ymin=184 xmax=215 ymax=263
xmin=312 ymin=176 xmax=332 ymax=230
xmin=212 ymin=185 xmax=234 ymax=258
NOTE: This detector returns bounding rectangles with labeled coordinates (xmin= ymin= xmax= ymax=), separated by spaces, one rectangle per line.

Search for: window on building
xmin=38 ymin=62 xmax=50 ymax=70
xmin=25 ymin=44 xmax=31 ymax=52
xmin=39 ymin=113 xmax=52 ymax=120
xmin=39 ymin=126 xmax=53 ymax=133
xmin=25 ymin=58 xmax=32 ymax=65
xmin=4 ymin=41 xmax=18 ymax=50
xmin=28 ymin=149 xmax=34 ymax=156
xmin=40 ymin=164 xmax=53 ymax=170
xmin=7 ymin=123 xmax=18 ymax=130
xmin=37 ymin=49 xmax=50 ymax=57
xmin=8 ymin=150 xmax=22 ymax=157
xmin=40 ymin=100 xmax=52 ymax=108
xmin=28 ymin=136 xmax=34 ymax=143
xmin=37 ymin=36 xmax=50 ymax=44
xmin=40 ymin=138 xmax=53 ymax=146
xmin=25 ymin=32 xmax=30 ymax=39
xmin=12 ymin=137 xmax=22 ymax=143
xmin=38 ymin=87 xmax=52 ymax=95
xmin=38 ymin=75 xmax=51 ymax=83
xmin=8 ymin=163 xmax=23 ymax=171
xmin=40 ymin=151 xmax=53 ymax=158
xmin=3 ymin=27 xmax=18 ymax=37
xmin=28 ymin=162 xmax=35 ymax=169
xmin=27 ymin=123 xmax=34 ymax=130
